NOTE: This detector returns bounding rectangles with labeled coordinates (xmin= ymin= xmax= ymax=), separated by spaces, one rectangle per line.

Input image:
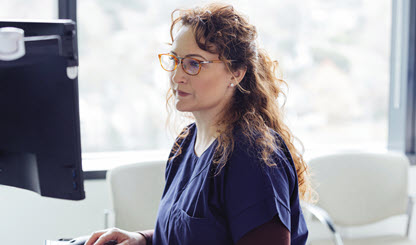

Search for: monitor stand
xmin=0 ymin=150 xmax=40 ymax=193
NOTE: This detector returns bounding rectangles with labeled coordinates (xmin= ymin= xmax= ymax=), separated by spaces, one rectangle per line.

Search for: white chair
xmin=106 ymin=160 xmax=166 ymax=231
xmin=302 ymin=152 xmax=415 ymax=245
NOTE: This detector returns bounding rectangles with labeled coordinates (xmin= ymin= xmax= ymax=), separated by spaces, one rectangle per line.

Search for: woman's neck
xmin=191 ymin=93 xmax=232 ymax=156
xmin=192 ymin=111 xmax=219 ymax=157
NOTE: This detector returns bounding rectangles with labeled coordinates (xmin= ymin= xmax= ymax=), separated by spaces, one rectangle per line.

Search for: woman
xmin=85 ymin=3 xmax=316 ymax=245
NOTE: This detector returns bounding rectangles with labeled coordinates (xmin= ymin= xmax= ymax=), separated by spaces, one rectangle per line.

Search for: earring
xmin=230 ymin=83 xmax=235 ymax=87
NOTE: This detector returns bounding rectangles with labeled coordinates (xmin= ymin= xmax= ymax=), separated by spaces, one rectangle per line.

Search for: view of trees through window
xmin=1 ymin=0 xmax=391 ymax=157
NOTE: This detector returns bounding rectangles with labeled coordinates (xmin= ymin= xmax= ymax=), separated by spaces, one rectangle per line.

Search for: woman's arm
xmin=235 ymin=215 xmax=290 ymax=245
xmin=136 ymin=229 xmax=154 ymax=245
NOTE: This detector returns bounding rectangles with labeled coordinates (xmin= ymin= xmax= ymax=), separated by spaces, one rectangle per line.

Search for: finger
xmin=117 ymin=241 xmax=129 ymax=245
xmin=84 ymin=231 xmax=107 ymax=245
xmin=93 ymin=229 xmax=122 ymax=245
xmin=103 ymin=240 xmax=118 ymax=245
xmin=94 ymin=236 xmax=118 ymax=245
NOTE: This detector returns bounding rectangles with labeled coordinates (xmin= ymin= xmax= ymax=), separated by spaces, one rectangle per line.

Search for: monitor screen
xmin=0 ymin=19 xmax=85 ymax=200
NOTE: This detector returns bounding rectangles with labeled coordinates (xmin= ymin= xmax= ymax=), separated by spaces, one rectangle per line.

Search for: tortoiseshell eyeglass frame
xmin=158 ymin=53 xmax=237 ymax=76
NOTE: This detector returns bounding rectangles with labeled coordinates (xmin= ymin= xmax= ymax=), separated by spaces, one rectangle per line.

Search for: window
xmin=0 ymin=0 xmax=57 ymax=19
xmin=1 ymin=0 xmax=394 ymax=168
xmin=77 ymin=0 xmax=391 ymax=157
xmin=77 ymin=0 xmax=174 ymax=153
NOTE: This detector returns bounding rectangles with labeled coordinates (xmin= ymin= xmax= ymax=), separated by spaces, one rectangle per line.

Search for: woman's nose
xmin=171 ymin=64 xmax=187 ymax=84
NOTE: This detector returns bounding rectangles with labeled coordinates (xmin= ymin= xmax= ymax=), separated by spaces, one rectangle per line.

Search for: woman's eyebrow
xmin=170 ymin=51 xmax=207 ymax=60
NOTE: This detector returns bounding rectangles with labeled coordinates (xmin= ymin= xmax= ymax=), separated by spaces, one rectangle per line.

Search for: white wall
xmin=0 ymin=180 xmax=111 ymax=245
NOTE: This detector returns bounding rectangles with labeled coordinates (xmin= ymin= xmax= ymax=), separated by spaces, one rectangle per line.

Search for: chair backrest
xmin=308 ymin=152 xmax=409 ymax=226
xmin=107 ymin=160 xmax=166 ymax=231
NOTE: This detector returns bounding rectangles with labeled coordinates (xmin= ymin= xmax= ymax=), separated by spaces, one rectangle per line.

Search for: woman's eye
xmin=189 ymin=60 xmax=199 ymax=67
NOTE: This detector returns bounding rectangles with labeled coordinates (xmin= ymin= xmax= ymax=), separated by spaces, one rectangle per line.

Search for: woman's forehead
xmin=172 ymin=26 xmax=219 ymax=59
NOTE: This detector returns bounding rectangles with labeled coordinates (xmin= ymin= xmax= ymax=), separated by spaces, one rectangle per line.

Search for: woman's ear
xmin=232 ymin=67 xmax=247 ymax=85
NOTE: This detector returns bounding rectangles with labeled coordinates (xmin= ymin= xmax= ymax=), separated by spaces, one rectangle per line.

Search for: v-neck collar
xmin=191 ymin=124 xmax=218 ymax=159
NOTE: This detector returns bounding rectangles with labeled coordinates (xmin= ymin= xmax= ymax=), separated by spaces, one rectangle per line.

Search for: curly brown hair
xmin=165 ymin=3 xmax=317 ymax=204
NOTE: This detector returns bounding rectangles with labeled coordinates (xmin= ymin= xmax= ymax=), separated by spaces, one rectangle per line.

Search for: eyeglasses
xmin=158 ymin=53 xmax=236 ymax=76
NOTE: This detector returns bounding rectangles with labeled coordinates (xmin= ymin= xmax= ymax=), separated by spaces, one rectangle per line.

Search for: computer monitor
xmin=0 ymin=19 xmax=85 ymax=200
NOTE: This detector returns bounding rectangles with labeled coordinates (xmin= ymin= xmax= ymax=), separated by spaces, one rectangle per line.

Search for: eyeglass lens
xmin=160 ymin=55 xmax=200 ymax=75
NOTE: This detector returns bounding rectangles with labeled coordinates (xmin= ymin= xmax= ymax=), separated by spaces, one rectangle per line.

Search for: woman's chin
xmin=175 ymin=104 xmax=191 ymax=112
xmin=175 ymin=101 xmax=193 ymax=112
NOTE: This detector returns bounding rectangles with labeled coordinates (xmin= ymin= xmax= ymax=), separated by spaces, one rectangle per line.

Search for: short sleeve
xmin=224 ymin=138 xmax=295 ymax=243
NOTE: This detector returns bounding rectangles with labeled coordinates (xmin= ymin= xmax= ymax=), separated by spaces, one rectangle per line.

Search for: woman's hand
xmin=84 ymin=227 xmax=146 ymax=245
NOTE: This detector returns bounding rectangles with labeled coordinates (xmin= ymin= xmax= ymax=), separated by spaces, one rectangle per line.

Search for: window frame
xmin=58 ymin=0 xmax=76 ymax=22
xmin=388 ymin=0 xmax=416 ymax=165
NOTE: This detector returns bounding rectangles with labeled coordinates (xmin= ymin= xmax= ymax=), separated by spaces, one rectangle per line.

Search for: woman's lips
xmin=177 ymin=90 xmax=190 ymax=97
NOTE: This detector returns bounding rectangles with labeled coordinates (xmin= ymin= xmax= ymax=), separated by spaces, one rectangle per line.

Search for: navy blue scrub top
xmin=153 ymin=123 xmax=308 ymax=245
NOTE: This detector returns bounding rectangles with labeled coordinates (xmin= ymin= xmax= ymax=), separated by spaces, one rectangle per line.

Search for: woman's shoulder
xmin=224 ymin=126 xmax=297 ymax=217
xmin=229 ymin=125 xmax=296 ymax=178
xmin=231 ymin=125 xmax=289 ymax=160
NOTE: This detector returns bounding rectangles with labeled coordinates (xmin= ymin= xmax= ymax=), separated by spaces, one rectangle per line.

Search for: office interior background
xmin=1 ymin=0 xmax=415 ymax=244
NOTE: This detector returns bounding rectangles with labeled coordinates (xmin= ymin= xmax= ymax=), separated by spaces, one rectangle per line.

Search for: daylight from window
xmin=1 ymin=0 xmax=391 ymax=158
